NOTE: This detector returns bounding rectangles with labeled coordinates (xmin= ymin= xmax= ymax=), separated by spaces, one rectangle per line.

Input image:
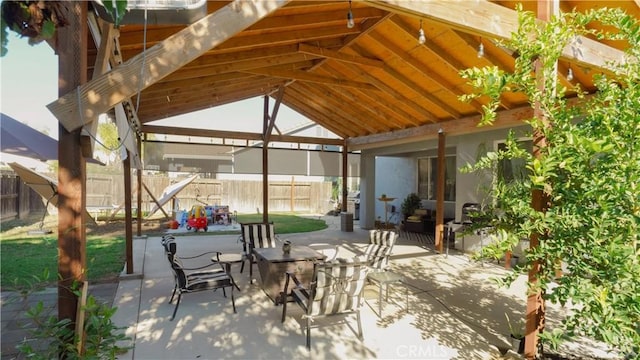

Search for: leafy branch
xmin=1 ymin=0 xmax=128 ymax=57
xmin=460 ymin=7 xmax=640 ymax=357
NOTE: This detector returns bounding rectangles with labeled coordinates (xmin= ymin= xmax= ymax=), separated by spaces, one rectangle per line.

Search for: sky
xmin=0 ymin=31 xmax=315 ymax=142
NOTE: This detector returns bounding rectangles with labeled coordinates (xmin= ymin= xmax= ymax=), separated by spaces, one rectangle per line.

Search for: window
xmin=496 ymin=139 xmax=532 ymax=182
xmin=417 ymin=155 xmax=456 ymax=201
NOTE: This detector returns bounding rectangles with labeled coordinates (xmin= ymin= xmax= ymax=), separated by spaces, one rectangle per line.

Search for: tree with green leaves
xmin=460 ymin=7 xmax=639 ymax=357
xmin=96 ymin=120 xmax=121 ymax=166
xmin=1 ymin=0 xmax=128 ymax=57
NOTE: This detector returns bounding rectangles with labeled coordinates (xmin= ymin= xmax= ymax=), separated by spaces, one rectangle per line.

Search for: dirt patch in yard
xmin=1 ymin=212 xmax=166 ymax=239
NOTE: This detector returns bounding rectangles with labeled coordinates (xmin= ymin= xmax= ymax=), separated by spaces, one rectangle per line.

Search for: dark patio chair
xmin=162 ymin=235 xmax=225 ymax=272
xmin=281 ymin=256 xmax=370 ymax=349
xmin=164 ymin=240 xmax=240 ymax=320
xmin=239 ymin=222 xmax=280 ymax=279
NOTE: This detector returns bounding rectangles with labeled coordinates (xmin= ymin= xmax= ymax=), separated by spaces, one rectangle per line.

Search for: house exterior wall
xmin=374 ymin=156 xmax=415 ymax=225
xmin=359 ymin=153 xmax=376 ymax=229
xmin=358 ymin=125 xmax=530 ymax=232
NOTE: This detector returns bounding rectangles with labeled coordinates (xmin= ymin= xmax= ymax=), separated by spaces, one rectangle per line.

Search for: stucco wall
xmin=358 ymin=124 xmax=531 ymax=228
xmin=374 ymin=156 xmax=415 ymax=225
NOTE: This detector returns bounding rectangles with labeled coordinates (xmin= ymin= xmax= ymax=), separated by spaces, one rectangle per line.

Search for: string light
xmin=477 ymin=40 xmax=484 ymax=58
xmin=346 ymin=0 xmax=354 ymax=29
xmin=566 ymin=67 xmax=574 ymax=81
xmin=418 ymin=20 xmax=426 ymax=45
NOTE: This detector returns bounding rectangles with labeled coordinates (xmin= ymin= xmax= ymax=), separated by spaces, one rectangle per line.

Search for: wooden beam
xmin=83 ymin=13 xmax=115 ymax=157
xmin=383 ymin=64 xmax=461 ymax=119
xmin=298 ymin=43 xmax=384 ymax=68
xmin=292 ymin=82 xmax=384 ymax=134
xmin=161 ymin=53 xmax=315 ymax=83
xmin=90 ymin=18 xmax=113 ymax=78
xmin=317 ymin=68 xmax=409 ymax=129
xmin=265 ymin=86 xmax=285 ymax=143
xmin=341 ymin=139 xmax=348 ymax=214
xmin=365 ymin=0 xmax=626 ymax=71
xmin=115 ymin=6 xmax=384 ymax=49
xmin=525 ymin=1 xmax=556 ymax=358
xmin=123 ymin=149 xmax=133 ymax=274
xmin=262 ymin=96 xmax=269 ymax=223
xmin=48 ymin=0 xmax=290 ymax=132
xmin=348 ymin=105 xmax=534 ymax=150
xmin=57 ymin=0 xmax=87 ymax=334
xmin=142 ymin=182 xmax=170 ymax=220
xmin=243 ymin=68 xmax=378 ymax=91
xmin=451 ymin=30 xmax=516 ymax=110
xmin=141 ymin=125 xmax=344 ymax=146
xmin=350 ymin=43 xmax=440 ymax=123
xmin=141 ymin=73 xmax=266 ymax=98
xmin=139 ymin=77 xmax=287 ymax=107
xmin=387 ymin=16 xmax=485 ymax=112
xmin=369 ymin=31 xmax=463 ymax=118
xmin=313 ymin=56 xmax=409 ymax=126
xmin=136 ymin=135 xmax=142 ymax=236
xmin=281 ymin=93 xmax=354 ymax=138
xmin=435 ymin=129 xmax=445 ymax=253
xmin=138 ymin=89 xmax=279 ymax=122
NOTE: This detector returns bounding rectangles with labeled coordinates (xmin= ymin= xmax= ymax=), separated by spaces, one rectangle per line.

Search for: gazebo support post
xmin=57 ymin=0 xmax=88 ymax=336
xmin=524 ymin=1 xmax=556 ymax=358
xmin=124 ymin=150 xmax=133 ymax=274
xmin=262 ymin=96 xmax=270 ymax=223
xmin=136 ymin=134 xmax=143 ymax=236
xmin=341 ymin=139 xmax=348 ymax=213
xmin=435 ymin=129 xmax=445 ymax=253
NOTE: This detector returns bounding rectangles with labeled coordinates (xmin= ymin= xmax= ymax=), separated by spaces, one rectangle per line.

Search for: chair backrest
xmin=308 ymin=256 xmax=369 ymax=317
xmin=164 ymin=240 xmax=187 ymax=270
xmin=168 ymin=252 xmax=188 ymax=288
xmin=241 ymin=222 xmax=277 ymax=250
xmin=364 ymin=230 xmax=397 ymax=271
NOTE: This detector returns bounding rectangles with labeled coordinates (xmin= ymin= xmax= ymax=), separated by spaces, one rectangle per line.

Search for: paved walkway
xmin=1 ymin=283 xmax=118 ymax=359
xmin=1 ymin=216 xmax=619 ymax=359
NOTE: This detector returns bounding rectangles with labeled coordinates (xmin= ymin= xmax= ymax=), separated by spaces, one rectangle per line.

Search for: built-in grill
xmin=444 ymin=202 xmax=482 ymax=253
xmin=461 ymin=202 xmax=482 ymax=224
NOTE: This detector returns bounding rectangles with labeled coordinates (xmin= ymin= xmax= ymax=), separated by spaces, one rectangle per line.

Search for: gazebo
xmin=10 ymin=1 xmax=636 ymax=358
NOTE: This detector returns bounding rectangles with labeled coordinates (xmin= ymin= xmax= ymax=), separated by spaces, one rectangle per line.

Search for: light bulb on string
xmin=418 ymin=20 xmax=426 ymax=45
xmin=477 ymin=41 xmax=484 ymax=58
xmin=346 ymin=0 xmax=355 ymax=29
xmin=566 ymin=67 xmax=574 ymax=81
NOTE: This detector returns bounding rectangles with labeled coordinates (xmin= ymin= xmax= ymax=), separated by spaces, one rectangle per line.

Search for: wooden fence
xmin=1 ymin=171 xmax=334 ymax=223
xmin=0 ymin=170 xmax=46 ymax=222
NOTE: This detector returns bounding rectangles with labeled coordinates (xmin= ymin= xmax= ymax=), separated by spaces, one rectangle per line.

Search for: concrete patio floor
xmin=110 ymin=216 xmax=617 ymax=360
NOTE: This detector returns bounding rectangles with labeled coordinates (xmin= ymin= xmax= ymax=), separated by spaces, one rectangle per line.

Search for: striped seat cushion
xmin=307 ymin=256 xmax=369 ymax=316
xmin=364 ymin=230 xmax=398 ymax=270
xmin=242 ymin=223 xmax=277 ymax=249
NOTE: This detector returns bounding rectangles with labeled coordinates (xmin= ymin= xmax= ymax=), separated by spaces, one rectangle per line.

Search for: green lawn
xmin=0 ymin=213 xmax=327 ymax=290
xmin=235 ymin=213 xmax=327 ymax=234
xmin=0 ymin=235 xmax=125 ymax=291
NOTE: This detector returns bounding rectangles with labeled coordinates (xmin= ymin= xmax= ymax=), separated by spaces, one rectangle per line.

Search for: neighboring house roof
xmin=1 ymin=113 xmax=57 ymax=161
xmin=1 ymin=112 xmax=104 ymax=165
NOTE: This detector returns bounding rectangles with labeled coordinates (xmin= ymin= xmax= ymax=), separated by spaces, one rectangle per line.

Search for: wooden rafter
xmin=366 ymin=0 xmax=626 ymax=71
xmin=48 ymin=0 xmax=291 ymax=132
xmin=348 ymin=105 xmax=534 ymax=150
xmin=141 ymin=125 xmax=343 ymax=146
xmin=297 ymin=43 xmax=384 ymax=68
xmin=243 ymin=67 xmax=378 ymax=90
xmin=264 ymin=86 xmax=285 ymax=142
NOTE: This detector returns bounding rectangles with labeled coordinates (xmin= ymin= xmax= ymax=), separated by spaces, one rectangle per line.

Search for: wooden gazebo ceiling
xmin=87 ymin=0 xmax=638 ymax=147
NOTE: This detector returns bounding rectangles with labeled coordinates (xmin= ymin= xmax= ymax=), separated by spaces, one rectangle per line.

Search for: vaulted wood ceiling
xmin=82 ymin=0 xmax=638 ymax=149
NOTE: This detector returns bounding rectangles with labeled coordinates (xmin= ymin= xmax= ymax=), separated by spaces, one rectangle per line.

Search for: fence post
xmin=290 ymin=176 xmax=294 ymax=212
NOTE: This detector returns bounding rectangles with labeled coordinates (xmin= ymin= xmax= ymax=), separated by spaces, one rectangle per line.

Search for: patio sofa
xmin=403 ymin=209 xmax=435 ymax=234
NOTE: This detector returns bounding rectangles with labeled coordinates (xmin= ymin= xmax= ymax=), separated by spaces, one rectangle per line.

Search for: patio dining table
xmin=253 ymin=245 xmax=326 ymax=305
